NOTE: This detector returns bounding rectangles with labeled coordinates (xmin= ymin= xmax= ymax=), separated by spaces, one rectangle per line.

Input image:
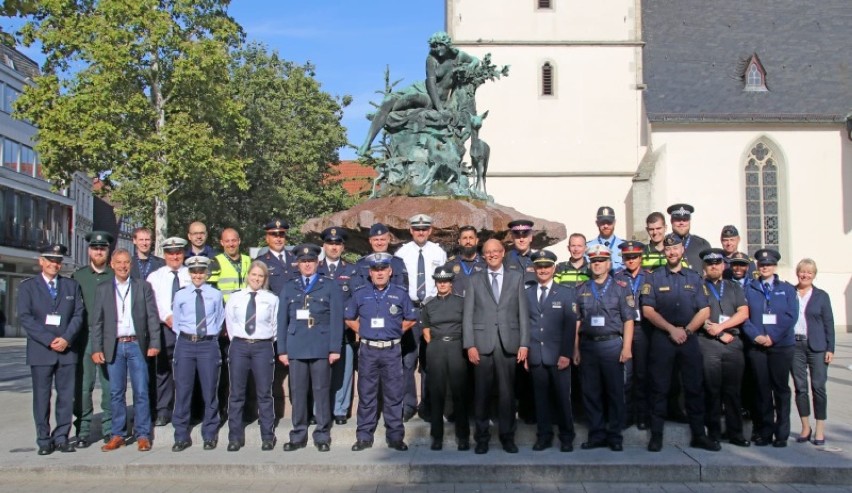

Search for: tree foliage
xmin=168 ymin=42 xmax=354 ymax=247
xmin=14 ymin=0 xmax=249 ymax=249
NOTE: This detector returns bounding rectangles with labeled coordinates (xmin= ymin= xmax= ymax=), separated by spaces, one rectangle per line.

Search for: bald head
xmin=482 ymin=238 xmax=505 ymax=269
xmin=220 ymin=228 xmax=241 ymax=259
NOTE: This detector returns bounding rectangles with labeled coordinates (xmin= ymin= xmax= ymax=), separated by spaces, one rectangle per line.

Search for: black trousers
xmin=289 ymin=358 xmax=332 ymax=444
xmin=227 ymin=339 xmax=276 ymax=443
xmin=473 ymin=348 xmax=516 ymax=444
xmin=698 ymin=336 xmax=745 ymax=438
xmin=648 ymin=331 xmax=706 ymax=437
xmin=748 ymin=344 xmax=794 ymax=441
xmin=149 ymin=326 xmax=175 ymax=419
xmin=625 ymin=323 xmax=651 ymax=424
xmin=426 ymin=338 xmax=470 ymax=441
xmin=580 ymin=338 xmax=624 ymax=444
xmin=31 ymin=363 xmax=75 ymax=448
xmin=530 ymin=361 xmax=574 ymax=444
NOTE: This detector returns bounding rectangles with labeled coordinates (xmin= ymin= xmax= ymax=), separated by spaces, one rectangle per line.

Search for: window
xmin=3 ymin=138 xmax=19 ymax=171
xmin=20 ymin=145 xmax=35 ymax=177
xmin=3 ymin=85 xmax=19 ymax=113
xmin=744 ymin=140 xmax=785 ymax=257
xmin=744 ymin=54 xmax=767 ymax=92
xmin=537 ymin=0 xmax=553 ymax=9
xmin=541 ymin=62 xmax=554 ymax=96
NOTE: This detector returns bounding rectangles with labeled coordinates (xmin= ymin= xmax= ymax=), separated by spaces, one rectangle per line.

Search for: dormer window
xmin=537 ymin=0 xmax=553 ymax=9
xmin=744 ymin=54 xmax=767 ymax=92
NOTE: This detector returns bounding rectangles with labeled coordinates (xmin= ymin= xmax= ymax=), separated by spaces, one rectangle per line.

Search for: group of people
xmin=19 ymin=204 xmax=835 ymax=456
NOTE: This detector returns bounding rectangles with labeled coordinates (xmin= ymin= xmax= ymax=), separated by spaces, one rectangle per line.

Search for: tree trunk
xmin=154 ymin=195 xmax=168 ymax=256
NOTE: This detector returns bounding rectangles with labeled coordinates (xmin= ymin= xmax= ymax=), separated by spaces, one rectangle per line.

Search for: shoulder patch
xmin=703 ymin=285 xmax=709 ymax=296
xmin=626 ymin=296 xmax=635 ymax=308
xmin=640 ymin=284 xmax=652 ymax=295
xmin=616 ymin=280 xmax=627 ymax=288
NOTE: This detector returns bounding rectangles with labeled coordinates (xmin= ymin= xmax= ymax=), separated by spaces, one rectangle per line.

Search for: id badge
xmin=762 ymin=314 xmax=777 ymax=325
xmin=591 ymin=316 xmax=605 ymax=327
xmin=296 ymin=309 xmax=310 ymax=320
xmin=46 ymin=314 xmax=61 ymax=326
xmin=719 ymin=315 xmax=730 ymax=324
xmin=634 ymin=309 xmax=642 ymax=321
xmin=371 ymin=318 xmax=385 ymax=329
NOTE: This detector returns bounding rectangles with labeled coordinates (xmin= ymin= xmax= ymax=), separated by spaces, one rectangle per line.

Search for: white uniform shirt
xmin=794 ymin=288 xmax=812 ymax=337
xmin=147 ymin=265 xmax=191 ymax=323
xmin=225 ymin=288 xmax=279 ymax=340
xmin=395 ymin=240 xmax=447 ymax=301
xmin=114 ymin=278 xmax=136 ymax=337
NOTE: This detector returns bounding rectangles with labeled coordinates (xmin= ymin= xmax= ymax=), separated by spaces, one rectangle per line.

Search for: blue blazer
xmin=277 ymin=276 xmax=344 ymax=359
xmin=743 ymin=277 xmax=798 ymax=347
xmin=17 ymin=275 xmax=85 ymax=366
xmin=525 ymin=283 xmax=577 ymax=366
xmin=802 ymin=286 xmax=835 ymax=353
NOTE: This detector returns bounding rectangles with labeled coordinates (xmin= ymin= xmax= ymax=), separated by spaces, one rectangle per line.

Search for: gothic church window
xmin=541 ymin=62 xmax=554 ymax=96
xmin=744 ymin=54 xmax=767 ymax=92
xmin=744 ymin=140 xmax=784 ymax=256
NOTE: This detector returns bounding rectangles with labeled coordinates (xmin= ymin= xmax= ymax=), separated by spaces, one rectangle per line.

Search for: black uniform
xmin=614 ymin=269 xmax=650 ymax=427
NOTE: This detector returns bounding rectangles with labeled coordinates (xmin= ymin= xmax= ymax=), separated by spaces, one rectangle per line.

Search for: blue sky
xmin=5 ymin=1 xmax=446 ymax=160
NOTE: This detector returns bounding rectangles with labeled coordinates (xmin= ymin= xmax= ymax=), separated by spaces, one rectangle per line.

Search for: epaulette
xmin=453 ymin=292 xmax=465 ymax=299
xmin=422 ymin=296 xmax=436 ymax=305
xmin=447 ymin=255 xmax=457 ymax=262
xmin=615 ymin=280 xmax=628 ymax=288
xmin=352 ymin=283 xmax=368 ymax=292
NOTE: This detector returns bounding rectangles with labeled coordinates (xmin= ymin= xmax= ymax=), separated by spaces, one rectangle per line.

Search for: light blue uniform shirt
xmin=172 ymin=283 xmax=225 ymax=336
xmin=586 ymin=235 xmax=624 ymax=271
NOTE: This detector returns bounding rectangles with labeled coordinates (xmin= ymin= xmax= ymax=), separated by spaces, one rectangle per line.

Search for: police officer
xmin=278 ymin=244 xmax=344 ymax=452
xmin=146 ymin=237 xmax=191 ymax=426
xmin=71 ymin=230 xmax=115 ymax=448
xmin=224 ymin=261 xmax=279 ymax=452
xmin=575 ymin=245 xmax=634 ymax=451
xmin=256 ymin=218 xmax=297 ymax=295
xmin=642 ymin=212 xmax=669 ymax=271
xmin=666 ymin=204 xmax=712 ymax=271
xmin=346 ymin=253 xmax=417 ymax=452
xmin=318 ymin=226 xmax=359 ymax=425
xmin=444 ymin=225 xmax=485 ymax=294
xmin=586 ymin=207 xmax=625 ymax=271
xmin=725 ymin=251 xmax=754 ymax=286
xmin=129 ymin=227 xmax=165 ymax=280
xmin=698 ymin=248 xmax=750 ymax=447
xmin=420 ymin=266 xmax=469 ymax=451
xmin=504 ymin=219 xmax=537 ymax=286
xmin=19 ymin=244 xmax=84 ymax=455
xmin=354 ymin=223 xmax=409 ymax=290
xmin=614 ymin=240 xmax=650 ymax=430
xmin=720 ymin=226 xmax=756 ymax=280
xmin=743 ymin=249 xmax=798 ymax=447
xmin=526 ymin=250 xmax=577 ymax=452
xmin=641 ymin=234 xmax=719 ymax=452
xmin=171 ymin=256 xmax=225 ymax=452
xmin=554 ymin=233 xmax=591 ymax=286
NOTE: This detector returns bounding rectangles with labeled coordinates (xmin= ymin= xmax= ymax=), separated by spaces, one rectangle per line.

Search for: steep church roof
xmin=643 ymin=0 xmax=851 ymax=123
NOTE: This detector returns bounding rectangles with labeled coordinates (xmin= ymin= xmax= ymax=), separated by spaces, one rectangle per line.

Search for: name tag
xmin=719 ymin=315 xmax=730 ymax=324
xmin=296 ymin=309 xmax=310 ymax=320
xmin=551 ymin=301 xmax=562 ymax=309
xmin=762 ymin=314 xmax=777 ymax=325
xmin=371 ymin=318 xmax=385 ymax=329
xmin=635 ymin=309 xmax=642 ymax=321
xmin=659 ymin=286 xmax=671 ymax=292
xmin=591 ymin=316 xmax=605 ymax=327
xmin=46 ymin=314 xmax=61 ymax=326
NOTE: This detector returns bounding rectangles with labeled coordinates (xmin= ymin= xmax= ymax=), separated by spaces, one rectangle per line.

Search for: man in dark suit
xmin=18 ymin=244 xmax=85 ymax=455
xmin=463 ymin=238 xmax=530 ymax=454
xmin=129 ymin=227 xmax=165 ymax=280
xmin=525 ymin=250 xmax=577 ymax=452
xmin=91 ymin=248 xmax=161 ymax=452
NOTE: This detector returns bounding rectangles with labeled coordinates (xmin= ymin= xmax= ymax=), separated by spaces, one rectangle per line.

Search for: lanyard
xmin=460 ymin=259 xmax=475 ymax=276
xmin=590 ymin=277 xmax=612 ymax=303
xmin=630 ymin=273 xmax=643 ymax=297
xmin=302 ymin=275 xmax=318 ymax=294
xmin=115 ymin=281 xmax=130 ymax=316
xmin=760 ymin=280 xmax=773 ymax=312
xmin=226 ymin=256 xmax=244 ymax=285
xmin=372 ymin=286 xmax=390 ymax=313
xmin=136 ymin=256 xmax=151 ymax=279
xmin=706 ymin=280 xmax=724 ymax=302
xmin=682 ymin=234 xmax=692 ymax=250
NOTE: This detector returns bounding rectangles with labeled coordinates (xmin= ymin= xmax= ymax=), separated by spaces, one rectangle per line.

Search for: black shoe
xmin=402 ymin=410 xmax=415 ymax=423
xmin=315 ymin=442 xmax=330 ymax=452
xmin=227 ymin=442 xmax=242 ymax=452
xmin=752 ymin=436 xmax=771 ymax=447
xmin=334 ymin=416 xmax=347 ymax=425
xmin=772 ymin=439 xmax=788 ymax=448
xmin=417 ymin=407 xmax=430 ymax=421
xmin=523 ymin=416 xmax=536 ymax=425
xmin=474 ymin=442 xmax=488 ymax=454
xmin=668 ymin=410 xmax=689 ymax=423
xmin=308 ymin=417 xmax=317 ymax=425
xmin=387 ymin=440 xmax=408 ymax=451
xmin=532 ymin=440 xmax=552 ymax=451
xmin=561 ymin=442 xmax=574 ymax=452
xmin=647 ymin=434 xmax=663 ymax=452
xmin=172 ymin=441 xmax=192 ymax=452
xmin=154 ymin=416 xmax=171 ymax=427
xmin=637 ymin=421 xmax=649 ymax=431
xmin=57 ymin=442 xmax=76 ymax=453
xmin=37 ymin=444 xmax=54 ymax=456
xmin=74 ymin=437 xmax=91 ymax=449
xmin=431 ymin=439 xmax=442 ymax=451
xmin=446 ymin=414 xmax=456 ymax=423
xmin=261 ymin=438 xmax=276 ymax=451
xmin=457 ymin=440 xmax=470 ymax=451
xmin=729 ymin=436 xmax=751 ymax=447
xmin=610 ymin=443 xmax=623 ymax=452
xmin=581 ymin=440 xmax=608 ymax=450
xmin=502 ymin=441 xmax=518 ymax=454
xmin=351 ymin=440 xmax=373 ymax=451
xmin=690 ymin=435 xmax=721 ymax=451
xmin=203 ymin=440 xmax=217 ymax=450
xmin=282 ymin=441 xmax=306 ymax=452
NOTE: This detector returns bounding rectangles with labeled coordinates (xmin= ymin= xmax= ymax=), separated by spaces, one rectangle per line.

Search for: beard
xmin=461 ymin=245 xmax=478 ymax=258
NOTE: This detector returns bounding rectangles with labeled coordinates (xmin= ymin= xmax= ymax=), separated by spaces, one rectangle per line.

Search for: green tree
xmin=168 ymin=43 xmax=354 ymax=248
xmin=15 ymin=0 xmax=248 ymax=251
xmin=0 ymin=0 xmax=37 ymax=47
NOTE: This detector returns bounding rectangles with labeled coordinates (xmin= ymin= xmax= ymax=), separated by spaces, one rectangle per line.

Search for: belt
xmin=361 ymin=338 xmax=401 ymax=349
xmin=178 ymin=333 xmax=217 ymax=342
xmin=581 ymin=333 xmax=621 ymax=342
xmin=795 ymin=334 xmax=807 ymax=341
xmin=116 ymin=336 xmax=137 ymax=343
xmin=436 ymin=336 xmax=461 ymax=342
xmin=233 ymin=337 xmax=273 ymax=344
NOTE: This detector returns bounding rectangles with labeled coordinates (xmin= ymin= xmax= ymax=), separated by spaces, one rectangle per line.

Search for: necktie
xmin=195 ymin=288 xmax=207 ymax=337
xmin=304 ymin=277 xmax=311 ymax=288
xmin=48 ymin=280 xmax=57 ymax=300
xmin=245 ymin=292 xmax=257 ymax=336
xmin=491 ymin=272 xmax=500 ymax=300
xmin=278 ymin=254 xmax=284 ymax=264
xmin=328 ymin=263 xmax=336 ymax=275
xmin=171 ymin=271 xmax=180 ymax=302
xmin=539 ymin=285 xmax=547 ymax=308
xmin=417 ymin=249 xmax=426 ymax=301
xmin=763 ymin=282 xmax=772 ymax=292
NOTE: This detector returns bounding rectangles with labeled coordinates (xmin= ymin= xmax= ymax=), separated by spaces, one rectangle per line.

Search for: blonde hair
xmin=796 ymin=258 xmax=818 ymax=276
xmin=248 ymin=260 xmax=270 ymax=290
